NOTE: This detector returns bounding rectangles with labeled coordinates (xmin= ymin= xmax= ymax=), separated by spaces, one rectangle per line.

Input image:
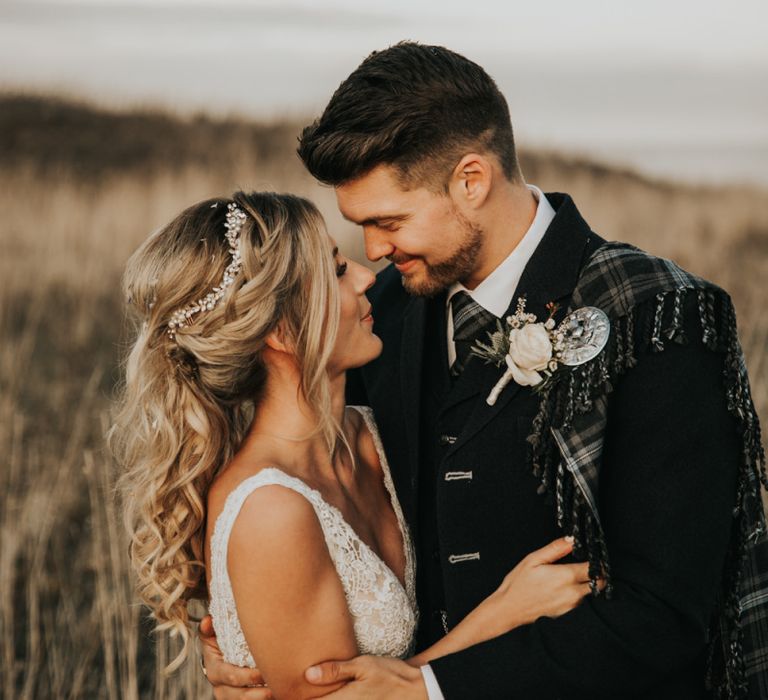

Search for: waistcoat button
xmin=445 ymin=471 xmax=473 ymax=481
xmin=448 ymin=552 xmax=481 ymax=564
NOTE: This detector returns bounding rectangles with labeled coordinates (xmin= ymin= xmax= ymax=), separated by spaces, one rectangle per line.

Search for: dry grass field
xmin=1 ymin=94 xmax=766 ymax=699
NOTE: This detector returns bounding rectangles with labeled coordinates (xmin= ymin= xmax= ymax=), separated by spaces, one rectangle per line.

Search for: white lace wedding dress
xmin=208 ymin=406 xmax=418 ymax=667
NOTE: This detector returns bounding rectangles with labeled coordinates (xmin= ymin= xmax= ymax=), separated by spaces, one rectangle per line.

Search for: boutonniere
xmin=472 ymin=297 xmax=610 ymax=406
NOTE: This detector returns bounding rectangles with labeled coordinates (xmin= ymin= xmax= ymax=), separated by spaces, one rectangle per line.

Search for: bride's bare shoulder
xmin=229 ymin=482 xmax=322 ymax=554
xmin=206 ymin=461 xmax=310 ymax=552
xmin=207 ymin=439 xmax=287 ymax=516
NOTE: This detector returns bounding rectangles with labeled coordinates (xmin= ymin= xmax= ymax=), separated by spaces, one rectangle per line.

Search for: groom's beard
xmin=394 ymin=216 xmax=483 ymax=298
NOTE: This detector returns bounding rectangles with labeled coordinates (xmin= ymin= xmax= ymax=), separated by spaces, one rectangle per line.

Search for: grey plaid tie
xmin=450 ymin=290 xmax=498 ymax=376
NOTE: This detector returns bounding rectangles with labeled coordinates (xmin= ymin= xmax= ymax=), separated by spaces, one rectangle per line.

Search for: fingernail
xmin=306 ymin=667 xmax=321 ymax=682
xmin=564 ymin=535 xmax=575 ymax=543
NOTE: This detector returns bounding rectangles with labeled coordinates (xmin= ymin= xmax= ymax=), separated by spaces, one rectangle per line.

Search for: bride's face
xmin=326 ymin=237 xmax=382 ymax=374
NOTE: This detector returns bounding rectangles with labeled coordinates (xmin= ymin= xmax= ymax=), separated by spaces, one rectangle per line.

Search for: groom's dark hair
xmin=297 ymin=42 xmax=521 ymax=191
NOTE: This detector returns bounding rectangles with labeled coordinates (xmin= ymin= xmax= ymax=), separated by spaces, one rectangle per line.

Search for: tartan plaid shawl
xmin=527 ymin=241 xmax=768 ymax=698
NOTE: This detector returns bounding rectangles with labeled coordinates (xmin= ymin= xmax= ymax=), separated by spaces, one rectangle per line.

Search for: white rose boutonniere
xmin=473 ymin=298 xmax=610 ymax=405
xmin=507 ymin=323 xmax=553 ymax=386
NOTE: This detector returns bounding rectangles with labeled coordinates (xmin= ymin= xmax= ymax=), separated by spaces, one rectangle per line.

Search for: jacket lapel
xmin=444 ymin=193 xmax=605 ymax=457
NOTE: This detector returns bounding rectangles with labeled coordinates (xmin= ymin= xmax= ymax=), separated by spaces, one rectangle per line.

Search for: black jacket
xmin=346 ymin=193 xmax=739 ymax=699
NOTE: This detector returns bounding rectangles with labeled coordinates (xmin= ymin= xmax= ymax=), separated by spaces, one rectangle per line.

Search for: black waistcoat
xmin=416 ymin=288 xmax=561 ymax=647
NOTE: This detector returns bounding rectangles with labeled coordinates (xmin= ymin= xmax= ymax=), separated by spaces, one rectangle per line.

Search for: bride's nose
xmin=353 ymin=261 xmax=376 ymax=294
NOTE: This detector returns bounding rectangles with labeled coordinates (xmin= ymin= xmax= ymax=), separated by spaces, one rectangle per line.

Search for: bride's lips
xmin=361 ymin=306 xmax=373 ymax=323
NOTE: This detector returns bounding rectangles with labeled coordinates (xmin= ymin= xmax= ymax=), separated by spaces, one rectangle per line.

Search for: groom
xmin=201 ymin=43 xmax=768 ymax=698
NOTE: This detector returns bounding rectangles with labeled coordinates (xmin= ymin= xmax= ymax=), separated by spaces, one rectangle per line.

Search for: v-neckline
xmin=254 ymin=406 xmax=413 ymax=596
xmin=260 ymin=466 xmax=410 ymax=594
xmin=347 ymin=405 xmax=413 ymax=594
xmin=319 ymin=489 xmax=409 ymax=593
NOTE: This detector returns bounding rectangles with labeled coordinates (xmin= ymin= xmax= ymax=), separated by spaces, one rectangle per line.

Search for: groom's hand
xmin=199 ymin=615 xmax=272 ymax=699
xmin=305 ymin=655 xmax=427 ymax=699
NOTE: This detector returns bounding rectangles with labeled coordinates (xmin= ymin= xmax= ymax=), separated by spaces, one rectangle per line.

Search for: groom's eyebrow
xmin=343 ymin=213 xmax=410 ymax=226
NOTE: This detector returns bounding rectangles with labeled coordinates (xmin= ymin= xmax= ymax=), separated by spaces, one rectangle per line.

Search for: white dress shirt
xmin=421 ymin=185 xmax=555 ymax=700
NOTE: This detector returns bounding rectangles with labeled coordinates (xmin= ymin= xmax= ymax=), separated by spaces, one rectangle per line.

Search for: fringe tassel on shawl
xmin=527 ymin=284 xmax=767 ymax=699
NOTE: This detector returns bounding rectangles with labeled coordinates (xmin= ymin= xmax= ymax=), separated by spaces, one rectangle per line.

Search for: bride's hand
xmin=407 ymin=536 xmax=604 ymax=667
xmin=491 ymin=536 xmax=603 ymax=630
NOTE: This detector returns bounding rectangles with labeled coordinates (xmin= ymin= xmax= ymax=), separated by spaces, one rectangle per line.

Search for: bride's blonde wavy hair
xmin=110 ymin=192 xmax=340 ymax=671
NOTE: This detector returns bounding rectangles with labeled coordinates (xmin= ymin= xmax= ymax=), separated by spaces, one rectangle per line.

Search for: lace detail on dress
xmin=351 ymin=406 xmax=417 ymax=613
xmin=208 ymin=407 xmax=417 ymax=667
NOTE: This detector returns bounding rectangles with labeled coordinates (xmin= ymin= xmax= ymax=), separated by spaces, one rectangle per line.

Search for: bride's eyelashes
xmin=336 ymin=260 xmax=349 ymax=277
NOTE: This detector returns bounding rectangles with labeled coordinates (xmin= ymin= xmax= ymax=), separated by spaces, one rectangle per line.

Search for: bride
xmin=113 ymin=191 xmax=597 ymax=700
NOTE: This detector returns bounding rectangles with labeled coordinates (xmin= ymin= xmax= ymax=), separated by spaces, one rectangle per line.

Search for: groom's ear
xmin=448 ymin=153 xmax=493 ymax=210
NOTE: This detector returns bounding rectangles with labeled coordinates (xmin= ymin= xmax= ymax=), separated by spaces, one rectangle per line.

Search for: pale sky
xmin=2 ymin=0 xmax=767 ymax=184
xmin=7 ymin=0 xmax=766 ymax=65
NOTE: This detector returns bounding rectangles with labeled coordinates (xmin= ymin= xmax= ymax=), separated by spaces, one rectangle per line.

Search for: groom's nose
xmin=363 ymin=227 xmax=394 ymax=262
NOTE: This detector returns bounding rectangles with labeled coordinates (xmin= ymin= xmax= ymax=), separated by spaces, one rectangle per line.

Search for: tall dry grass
xmin=0 ymin=95 xmax=766 ymax=698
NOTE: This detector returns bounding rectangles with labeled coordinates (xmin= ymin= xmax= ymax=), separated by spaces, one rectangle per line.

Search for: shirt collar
xmin=447 ymin=184 xmax=555 ymax=318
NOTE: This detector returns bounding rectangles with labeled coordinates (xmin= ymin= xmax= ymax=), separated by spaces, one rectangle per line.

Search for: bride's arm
xmin=408 ymin=537 xmax=596 ymax=667
xmin=228 ymin=485 xmax=358 ymax=700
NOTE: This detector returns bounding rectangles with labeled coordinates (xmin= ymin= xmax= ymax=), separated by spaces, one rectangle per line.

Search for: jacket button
xmin=439 ymin=434 xmax=457 ymax=445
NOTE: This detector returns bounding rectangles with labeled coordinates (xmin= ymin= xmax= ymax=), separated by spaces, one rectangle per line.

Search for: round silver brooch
xmin=556 ymin=306 xmax=611 ymax=366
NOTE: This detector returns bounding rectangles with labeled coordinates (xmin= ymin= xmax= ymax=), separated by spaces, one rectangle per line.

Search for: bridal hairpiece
xmin=167 ymin=202 xmax=247 ymax=340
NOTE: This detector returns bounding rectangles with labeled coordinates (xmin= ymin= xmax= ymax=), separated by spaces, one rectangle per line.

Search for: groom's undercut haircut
xmin=297 ymin=42 xmax=521 ymax=191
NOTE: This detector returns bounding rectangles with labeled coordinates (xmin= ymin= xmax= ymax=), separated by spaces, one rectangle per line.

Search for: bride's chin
xmin=348 ymin=337 xmax=383 ymax=370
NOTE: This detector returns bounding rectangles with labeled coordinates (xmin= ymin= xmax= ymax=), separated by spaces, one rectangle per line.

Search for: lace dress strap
xmin=209 ymin=468 xmax=337 ymax=667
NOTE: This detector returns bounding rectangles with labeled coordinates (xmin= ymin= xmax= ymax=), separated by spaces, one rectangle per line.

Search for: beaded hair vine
xmin=166 ymin=202 xmax=247 ymax=340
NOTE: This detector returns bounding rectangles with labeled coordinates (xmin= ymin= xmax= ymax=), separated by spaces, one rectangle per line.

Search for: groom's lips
xmin=393 ymin=258 xmax=419 ymax=273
